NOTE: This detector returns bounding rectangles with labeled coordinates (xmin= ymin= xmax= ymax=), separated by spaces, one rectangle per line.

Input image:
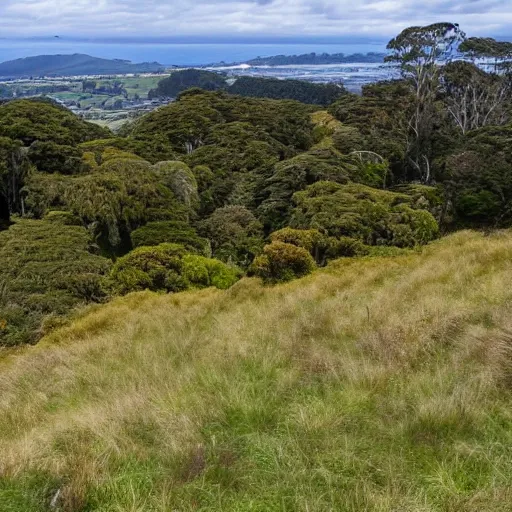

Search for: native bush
xmin=152 ymin=161 xmax=199 ymax=210
xmin=0 ymin=99 xmax=108 ymax=146
xmin=0 ymin=219 xmax=111 ymax=346
xmin=110 ymin=243 xmax=240 ymax=294
xmin=28 ymin=141 xmax=83 ymax=174
xmin=200 ymin=205 xmax=264 ymax=266
xmin=269 ymin=227 xmax=326 ymax=262
xmin=325 ymin=236 xmax=371 ymax=258
xmin=250 ymin=241 xmax=316 ymax=283
xmin=131 ymin=221 xmax=209 ymax=254
xmin=79 ymin=137 xmax=176 ymax=164
xmin=290 ymin=182 xmax=439 ymax=247
xmin=23 ymin=158 xmax=192 ymax=253
xmin=258 ymin=147 xmax=356 ymax=230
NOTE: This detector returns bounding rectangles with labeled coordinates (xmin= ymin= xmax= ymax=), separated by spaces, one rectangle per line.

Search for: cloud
xmin=0 ymin=0 xmax=510 ymax=39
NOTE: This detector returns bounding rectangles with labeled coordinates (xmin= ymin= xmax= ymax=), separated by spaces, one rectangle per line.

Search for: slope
xmin=0 ymin=230 xmax=512 ymax=511
xmin=0 ymin=54 xmax=164 ymax=78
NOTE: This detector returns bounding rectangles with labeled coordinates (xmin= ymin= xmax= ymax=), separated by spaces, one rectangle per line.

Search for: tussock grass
xmin=1 ymin=230 xmax=512 ymax=511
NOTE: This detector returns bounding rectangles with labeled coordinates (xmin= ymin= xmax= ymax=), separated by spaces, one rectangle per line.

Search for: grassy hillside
xmin=1 ymin=230 xmax=512 ymax=511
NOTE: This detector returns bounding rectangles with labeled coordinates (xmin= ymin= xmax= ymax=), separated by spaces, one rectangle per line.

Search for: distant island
xmin=0 ymin=54 xmax=165 ymax=78
xmin=208 ymin=52 xmax=386 ymax=67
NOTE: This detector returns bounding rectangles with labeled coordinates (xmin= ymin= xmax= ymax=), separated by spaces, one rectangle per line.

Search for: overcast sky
xmin=1 ymin=0 xmax=511 ymax=40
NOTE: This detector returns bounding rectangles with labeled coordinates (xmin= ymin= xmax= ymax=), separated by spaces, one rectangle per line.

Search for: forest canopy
xmin=0 ymin=22 xmax=511 ymax=346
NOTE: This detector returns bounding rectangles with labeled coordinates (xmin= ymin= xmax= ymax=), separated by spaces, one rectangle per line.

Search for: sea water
xmin=0 ymin=39 xmax=387 ymax=66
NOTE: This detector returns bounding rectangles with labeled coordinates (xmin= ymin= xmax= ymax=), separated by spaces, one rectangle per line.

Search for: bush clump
xmin=110 ymin=243 xmax=240 ymax=294
xmin=130 ymin=221 xmax=209 ymax=254
xmin=200 ymin=206 xmax=265 ymax=267
xmin=0 ymin=219 xmax=111 ymax=346
xmin=291 ymin=181 xmax=439 ymax=248
xmin=250 ymin=241 xmax=316 ymax=283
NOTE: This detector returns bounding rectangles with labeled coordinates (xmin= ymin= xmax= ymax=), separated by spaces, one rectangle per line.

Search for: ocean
xmin=0 ymin=39 xmax=387 ymax=66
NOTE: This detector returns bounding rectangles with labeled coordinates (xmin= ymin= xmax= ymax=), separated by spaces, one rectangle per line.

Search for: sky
xmin=0 ymin=0 xmax=511 ymax=42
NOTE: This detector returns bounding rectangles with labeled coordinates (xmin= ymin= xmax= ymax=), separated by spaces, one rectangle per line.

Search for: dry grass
xmin=1 ymin=230 xmax=512 ymax=511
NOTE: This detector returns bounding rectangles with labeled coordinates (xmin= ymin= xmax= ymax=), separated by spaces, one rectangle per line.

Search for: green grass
xmin=0 ymin=230 xmax=512 ymax=510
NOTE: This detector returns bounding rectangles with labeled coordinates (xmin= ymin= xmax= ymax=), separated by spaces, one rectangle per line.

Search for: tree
xmin=0 ymin=137 xmax=30 ymax=217
xmin=441 ymin=61 xmax=510 ymax=134
xmin=459 ymin=37 xmax=512 ymax=73
xmin=199 ymin=205 xmax=264 ymax=266
xmin=386 ymin=22 xmax=466 ymax=183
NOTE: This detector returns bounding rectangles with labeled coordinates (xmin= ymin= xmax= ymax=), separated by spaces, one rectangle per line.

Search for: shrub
xmin=291 ymin=182 xmax=439 ymax=248
xmin=23 ymin=158 xmax=192 ymax=253
xmin=250 ymin=242 xmax=316 ymax=283
xmin=270 ymin=228 xmax=371 ymax=264
xmin=269 ymin=227 xmax=327 ymax=263
xmin=200 ymin=206 xmax=264 ymax=266
xmin=332 ymin=125 xmax=365 ymax=154
xmin=325 ymin=237 xmax=370 ymax=258
xmin=391 ymin=205 xmax=440 ymax=247
xmin=0 ymin=219 xmax=111 ymax=346
xmin=28 ymin=141 xmax=83 ymax=174
xmin=130 ymin=221 xmax=209 ymax=254
xmin=182 ymin=255 xmax=241 ymax=290
xmin=152 ymin=161 xmax=199 ymax=209
xmin=110 ymin=243 xmax=240 ymax=294
xmin=43 ymin=210 xmax=82 ymax=226
xmin=0 ymin=99 xmax=108 ymax=146
xmin=270 ymin=227 xmax=324 ymax=252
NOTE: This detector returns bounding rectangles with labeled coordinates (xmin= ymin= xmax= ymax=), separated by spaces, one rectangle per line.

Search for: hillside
xmin=209 ymin=51 xmax=386 ymax=67
xmin=148 ymin=70 xmax=346 ymax=105
xmin=1 ymin=230 xmax=512 ymax=510
xmin=0 ymin=54 xmax=164 ymax=78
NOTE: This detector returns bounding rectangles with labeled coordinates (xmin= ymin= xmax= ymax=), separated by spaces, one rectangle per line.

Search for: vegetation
xmin=228 ymin=76 xmax=346 ymax=106
xmin=149 ymin=69 xmax=227 ymax=98
xmin=0 ymin=218 xmax=110 ymax=346
xmin=251 ymin=241 xmax=316 ymax=282
xmin=110 ymin=243 xmax=240 ymax=294
xmin=148 ymin=70 xmax=347 ymax=106
xmin=238 ymin=51 xmax=386 ymax=66
xmin=0 ymin=53 xmax=164 ymax=78
xmin=0 ymin=20 xmax=511 ymax=345
xmin=1 ymin=19 xmax=512 ymax=511
xmin=290 ymin=182 xmax=440 ymax=248
xmin=1 ymin=231 xmax=512 ymax=510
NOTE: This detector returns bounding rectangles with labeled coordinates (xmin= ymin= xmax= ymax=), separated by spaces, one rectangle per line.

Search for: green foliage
xmin=459 ymin=37 xmax=512 ymax=62
xmin=251 ymin=241 xmax=316 ymax=283
xmin=445 ymin=128 xmax=512 ymax=226
xmin=328 ymin=83 xmax=413 ymax=179
xmin=186 ymin=122 xmax=285 ymax=213
xmin=129 ymin=90 xmax=314 ymax=154
xmin=79 ymin=137 xmax=176 ymax=164
xmin=131 ymin=221 xmax=209 ymax=254
xmin=152 ymin=161 xmax=199 ymax=209
xmin=199 ymin=205 xmax=264 ymax=266
xmin=269 ymin=227 xmax=370 ymax=263
xmin=258 ymin=146 xmax=356 ymax=230
xmin=0 ymin=219 xmax=110 ymax=346
xmin=270 ymin=227 xmax=324 ymax=253
xmin=228 ymin=76 xmax=346 ymax=106
xmin=27 ymin=140 xmax=83 ymax=174
xmin=0 ymin=99 xmax=108 ymax=146
xmin=0 ymin=136 xmax=30 ymax=219
xmin=149 ymin=69 xmax=227 ymax=98
xmin=332 ymin=125 xmax=365 ymax=154
xmin=326 ymin=236 xmax=370 ymax=258
xmin=23 ymin=158 xmax=191 ymax=253
xmin=110 ymin=243 xmax=239 ymax=294
xmin=291 ymin=182 xmax=439 ymax=248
